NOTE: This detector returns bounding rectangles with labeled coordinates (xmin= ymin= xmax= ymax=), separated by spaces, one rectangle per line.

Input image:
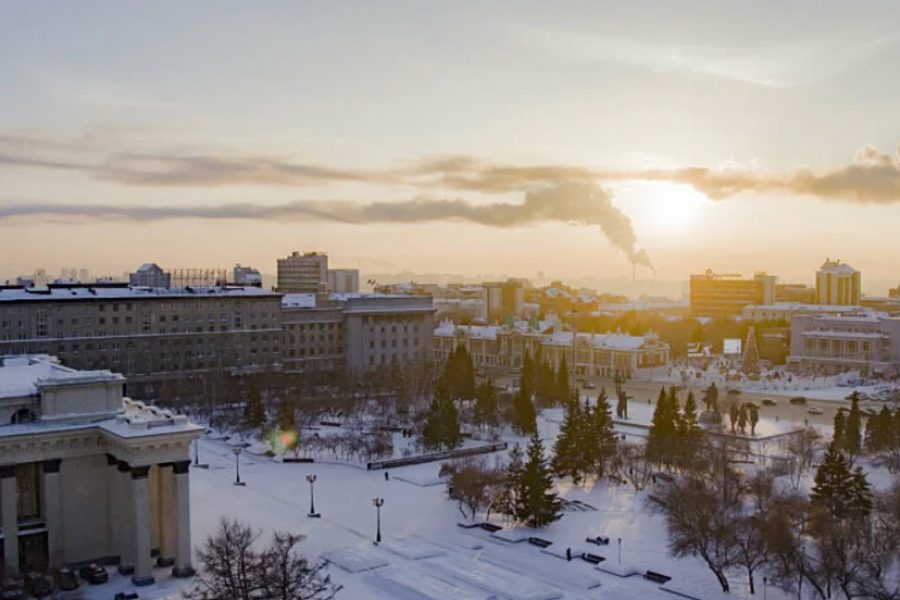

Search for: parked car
xmin=790 ymin=396 xmax=807 ymax=405
xmin=78 ymin=564 xmax=108 ymax=585
xmin=807 ymin=406 xmax=824 ymax=415
xmin=761 ymin=398 xmax=776 ymax=406
xmin=583 ymin=381 xmax=596 ymax=389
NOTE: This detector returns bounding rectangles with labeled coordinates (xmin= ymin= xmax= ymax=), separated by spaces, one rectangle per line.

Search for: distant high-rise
xmin=327 ymin=268 xmax=360 ymax=294
xmin=277 ymin=251 xmax=328 ymax=293
xmin=233 ymin=264 xmax=262 ymax=287
xmin=482 ymin=279 xmax=525 ymax=323
xmin=689 ymin=270 xmax=776 ymax=317
xmin=129 ymin=263 xmax=171 ymax=288
xmin=815 ymin=259 xmax=860 ymax=306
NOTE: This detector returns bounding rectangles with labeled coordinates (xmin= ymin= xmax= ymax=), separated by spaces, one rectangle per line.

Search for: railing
xmin=366 ymin=442 xmax=508 ymax=470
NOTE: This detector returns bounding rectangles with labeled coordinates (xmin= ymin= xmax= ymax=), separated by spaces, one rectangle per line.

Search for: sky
xmin=1 ymin=1 xmax=900 ymax=293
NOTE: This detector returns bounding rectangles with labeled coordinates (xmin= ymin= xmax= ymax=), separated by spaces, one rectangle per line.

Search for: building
xmin=277 ymin=251 xmax=328 ymax=293
xmin=327 ymin=269 xmax=360 ymax=294
xmin=787 ymin=313 xmax=900 ymax=376
xmin=128 ymin=264 xmax=171 ymax=289
xmin=0 ymin=285 xmax=283 ymax=403
xmin=232 ymin=264 xmax=262 ymax=287
xmin=742 ymin=302 xmax=871 ymax=323
xmin=433 ymin=320 xmax=670 ymax=379
xmin=483 ymin=279 xmax=525 ymax=323
xmin=282 ymin=293 xmax=434 ymax=378
xmin=775 ymin=283 xmax=816 ymax=304
xmin=815 ymin=259 xmax=860 ymax=306
xmin=0 ymin=355 xmax=200 ymax=583
xmin=689 ymin=270 xmax=776 ymax=317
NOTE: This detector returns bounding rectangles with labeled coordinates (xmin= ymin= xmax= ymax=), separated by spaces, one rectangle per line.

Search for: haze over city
xmin=3 ymin=3 xmax=900 ymax=600
xmin=3 ymin=1 xmax=900 ymax=291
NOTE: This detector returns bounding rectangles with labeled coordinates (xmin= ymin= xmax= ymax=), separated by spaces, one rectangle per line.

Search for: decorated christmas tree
xmin=740 ymin=326 xmax=760 ymax=375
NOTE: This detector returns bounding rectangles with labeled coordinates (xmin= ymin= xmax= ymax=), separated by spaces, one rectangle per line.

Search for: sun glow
xmin=640 ymin=182 xmax=708 ymax=234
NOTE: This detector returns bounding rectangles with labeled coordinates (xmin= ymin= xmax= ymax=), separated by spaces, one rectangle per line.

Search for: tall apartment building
xmin=327 ymin=269 xmax=360 ymax=294
xmin=277 ymin=251 xmax=328 ymax=293
xmin=0 ymin=285 xmax=283 ymax=403
xmin=815 ymin=259 xmax=861 ymax=306
xmin=689 ymin=270 xmax=776 ymax=317
xmin=483 ymin=279 xmax=525 ymax=323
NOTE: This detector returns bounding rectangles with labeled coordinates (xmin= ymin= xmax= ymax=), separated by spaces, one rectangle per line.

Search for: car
xmin=726 ymin=388 xmax=741 ymax=395
xmin=78 ymin=564 xmax=108 ymax=585
xmin=761 ymin=398 xmax=776 ymax=406
xmin=583 ymin=381 xmax=596 ymax=389
xmin=790 ymin=396 xmax=807 ymax=405
xmin=56 ymin=566 xmax=79 ymax=591
xmin=807 ymin=406 xmax=824 ymax=415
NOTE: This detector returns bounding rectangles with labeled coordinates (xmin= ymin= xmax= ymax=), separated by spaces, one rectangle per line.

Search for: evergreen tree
xmin=536 ymin=359 xmax=556 ymax=407
xmin=474 ymin=379 xmax=499 ymax=431
xmin=243 ymin=389 xmax=266 ymax=433
xmin=551 ymin=400 xmax=583 ymax=482
xmin=590 ymin=391 xmax=618 ymax=477
xmin=646 ymin=387 xmax=677 ymax=466
xmin=865 ymin=405 xmax=893 ymax=452
xmin=740 ymin=326 xmax=760 ymax=375
xmin=500 ymin=444 xmax=526 ymax=520
xmin=556 ymin=355 xmax=570 ymax=403
xmin=520 ymin=433 xmax=562 ymax=527
xmin=833 ymin=410 xmax=846 ymax=447
xmin=421 ymin=378 xmax=461 ymax=450
xmin=843 ymin=392 xmax=862 ymax=455
xmin=811 ymin=444 xmax=871 ymax=518
xmin=511 ymin=387 xmax=537 ymax=435
xmin=702 ymin=382 xmax=719 ymax=413
xmin=276 ymin=398 xmax=295 ymax=432
xmin=677 ymin=391 xmax=702 ymax=466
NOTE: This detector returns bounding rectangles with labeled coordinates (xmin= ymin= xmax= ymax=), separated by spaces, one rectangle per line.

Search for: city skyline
xmin=3 ymin=1 xmax=900 ymax=285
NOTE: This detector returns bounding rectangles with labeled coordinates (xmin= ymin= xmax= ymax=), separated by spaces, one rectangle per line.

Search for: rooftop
xmin=0 ymin=285 xmax=280 ymax=303
xmin=0 ymin=355 xmax=123 ymax=400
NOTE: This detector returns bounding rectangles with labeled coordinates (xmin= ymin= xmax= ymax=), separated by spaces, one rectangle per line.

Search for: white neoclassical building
xmin=0 ymin=355 xmax=202 ymax=586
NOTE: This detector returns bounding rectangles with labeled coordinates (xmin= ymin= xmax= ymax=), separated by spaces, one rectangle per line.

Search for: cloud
xmin=3 ymin=134 xmax=900 ymax=205
xmin=0 ymin=183 xmax=651 ymax=268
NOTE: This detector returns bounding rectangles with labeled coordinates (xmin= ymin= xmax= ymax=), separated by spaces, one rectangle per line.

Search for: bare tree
xmin=784 ymin=427 xmax=823 ymax=489
xmin=443 ymin=457 xmax=504 ymax=520
xmin=185 ymin=518 xmax=339 ymax=600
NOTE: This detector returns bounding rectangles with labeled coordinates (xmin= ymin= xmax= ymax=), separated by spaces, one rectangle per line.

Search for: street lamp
xmin=763 ymin=576 xmax=768 ymax=600
xmin=232 ymin=447 xmax=246 ymax=486
xmin=306 ymin=474 xmax=320 ymax=518
xmin=617 ymin=537 xmax=622 ymax=565
xmin=372 ymin=497 xmax=385 ymax=543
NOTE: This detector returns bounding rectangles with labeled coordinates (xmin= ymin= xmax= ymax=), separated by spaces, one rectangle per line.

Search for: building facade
xmin=433 ymin=320 xmax=670 ymax=379
xmin=482 ymin=280 xmax=525 ymax=323
xmin=689 ymin=270 xmax=776 ymax=317
xmin=277 ymin=251 xmax=329 ymax=293
xmin=787 ymin=313 xmax=900 ymax=376
xmin=326 ymin=269 xmax=360 ymax=294
xmin=0 ymin=355 xmax=200 ymax=584
xmin=128 ymin=264 xmax=170 ymax=289
xmin=815 ymin=259 xmax=861 ymax=306
xmin=0 ymin=285 xmax=283 ymax=403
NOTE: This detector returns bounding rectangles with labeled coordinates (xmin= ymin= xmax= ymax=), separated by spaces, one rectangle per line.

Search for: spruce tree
xmin=843 ymin=393 xmax=862 ymax=455
xmin=833 ymin=411 xmax=846 ymax=447
xmin=677 ymin=391 xmax=702 ymax=466
xmin=276 ymin=398 xmax=295 ymax=432
xmin=511 ymin=387 xmax=537 ymax=435
xmin=520 ymin=432 xmax=562 ymax=527
xmin=422 ymin=378 xmax=461 ymax=450
xmin=811 ymin=445 xmax=867 ymax=518
xmin=556 ymin=355 xmax=570 ymax=403
xmin=551 ymin=400 xmax=582 ymax=481
xmin=474 ymin=379 xmax=499 ymax=431
xmin=243 ymin=389 xmax=266 ymax=433
xmin=501 ymin=444 xmax=527 ymax=520
xmin=646 ymin=387 xmax=676 ymax=466
xmin=590 ymin=391 xmax=618 ymax=477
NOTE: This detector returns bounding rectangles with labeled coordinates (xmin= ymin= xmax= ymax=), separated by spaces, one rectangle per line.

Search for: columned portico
xmin=172 ymin=460 xmax=194 ymax=577
xmin=117 ymin=460 xmax=135 ymax=575
xmin=0 ymin=464 xmax=18 ymax=573
xmin=41 ymin=459 xmax=63 ymax=569
xmin=157 ymin=463 xmax=177 ymax=567
xmin=106 ymin=454 xmax=121 ymax=564
xmin=130 ymin=465 xmax=154 ymax=586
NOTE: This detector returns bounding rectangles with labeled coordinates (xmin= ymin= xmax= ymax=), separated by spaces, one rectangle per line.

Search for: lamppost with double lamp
xmin=306 ymin=474 xmax=320 ymax=518
xmin=372 ymin=497 xmax=385 ymax=543
xmin=232 ymin=447 xmax=246 ymax=486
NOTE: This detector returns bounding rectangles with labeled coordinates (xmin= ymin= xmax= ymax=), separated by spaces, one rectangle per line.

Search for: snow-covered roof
xmin=0 ymin=355 xmax=123 ymax=400
xmin=745 ymin=302 xmax=870 ymax=313
xmin=819 ymin=260 xmax=858 ymax=274
xmin=0 ymin=286 xmax=280 ymax=303
xmin=801 ymin=330 xmax=889 ymax=339
xmin=543 ymin=331 xmax=650 ymax=350
xmin=282 ymin=293 xmax=317 ymax=309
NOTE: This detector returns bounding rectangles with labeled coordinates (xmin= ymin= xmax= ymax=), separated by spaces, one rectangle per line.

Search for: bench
xmin=585 ymin=536 xmax=610 ymax=545
xmin=580 ymin=553 xmax=605 ymax=564
xmin=527 ymin=537 xmax=553 ymax=548
xmin=480 ymin=523 xmax=502 ymax=533
xmin=644 ymin=570 xmax=672 ymax=584
xmin=456 ymin=522 xmax=482 ymax=529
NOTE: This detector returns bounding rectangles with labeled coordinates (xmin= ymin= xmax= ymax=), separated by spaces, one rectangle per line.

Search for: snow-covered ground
xmin=66 ymin=427 xmax=808 ymax=600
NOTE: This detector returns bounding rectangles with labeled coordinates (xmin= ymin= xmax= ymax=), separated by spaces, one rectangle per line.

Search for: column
xmin=131 ymin=466 xmax=154 ymax=586
xmin=0 ymin=465 xmax=18 ymax=574
xmin=116 ymin=460 xmax=134 ymax=575
xmin=41 ymin=459 xmax=63 ymax=569
xmin=156 ymin=464 xmax=177 ymax=567
xmin=106 ymin=455 xmax=120 ymax=564
xmin=172 ymin=460 xmax=195 ymax=577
